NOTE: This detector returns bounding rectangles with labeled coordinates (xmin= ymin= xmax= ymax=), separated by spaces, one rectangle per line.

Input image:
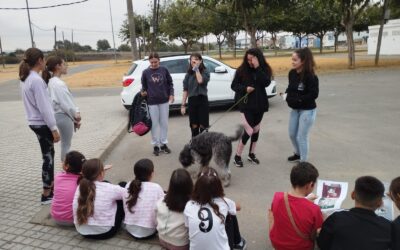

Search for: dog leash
xmin=207 ymin=92 xmax=249 ymax=130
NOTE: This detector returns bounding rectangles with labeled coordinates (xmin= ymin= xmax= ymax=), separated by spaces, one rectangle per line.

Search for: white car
xmin=120 ymin=55 xmax=277 ymax=110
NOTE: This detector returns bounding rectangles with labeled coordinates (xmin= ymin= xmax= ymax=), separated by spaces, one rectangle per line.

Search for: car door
xmin=160 ymin=58 xmax=189 ymax=105
xmin=203 ymin=59 xmax=233 ymax=102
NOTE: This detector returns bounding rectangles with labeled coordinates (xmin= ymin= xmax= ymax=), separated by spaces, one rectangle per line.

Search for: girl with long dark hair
xmin=156 ymin=168 xmax=193 ymax=250
xmin=123 ymin=158 xmax=164 ymax=239
xmin=284 ymin=47 xmax=319 ymax=162
xmin=19 ymin=48 xmax=60 ymax=204
xmin=181 ymin=53 xmax=210 ymax=137
xmin=231 ymin=48 xmax=272 ymax=167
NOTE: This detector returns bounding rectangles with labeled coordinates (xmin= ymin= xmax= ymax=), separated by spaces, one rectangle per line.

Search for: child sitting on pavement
xmin=269 ymin=162 xmax=323 ymax=250
xmin=317 ymin=176 xmax=391 ymax=250
xmin=184 ymin=167 xmax=247 ymax=250
xmin=156 ymin=168 xmax=193 ymax=250
xmin=73 ymin=158 xmax=125 ymax=239
xmin=388 ymin=176 xmax=400 ymax=249
xmin=51 ymin=151 xmax=85 ymax=226
xmin=123 ymin=158 xmax=165 ymax=239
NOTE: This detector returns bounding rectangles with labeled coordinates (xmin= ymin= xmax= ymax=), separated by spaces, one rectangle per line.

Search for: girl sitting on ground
xmin=73 ymin=158 xmax=125 ymax=239
xmin=51 ymin=151 xmax=85 ymax=226
xmin=123 ymin=158 xmax=164 ymax=239
xmin=156 ymin=168 xmax=193 ymax=250
xmin=184 ymin=167 xmax=247 ymax=250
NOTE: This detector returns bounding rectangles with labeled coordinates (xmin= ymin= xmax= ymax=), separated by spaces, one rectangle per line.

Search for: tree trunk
xmin=319 ymin=34 xmax=324 ymax=54
xmin=126 ymin=0 xmax=138 ymax=60
xmin=218 ymin=43 xmax=222 ymax=59
xmin=248 ymin=27 xmax=257 ymax=48
xmin=345 ymin=22 xmax=355 ymax=69
xmin=334 ymin=33 xmax=338 ymax=53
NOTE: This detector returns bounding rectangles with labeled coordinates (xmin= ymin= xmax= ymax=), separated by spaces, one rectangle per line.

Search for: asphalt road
xmin=0 ymin=63 xmax=118 ymax=102
xmin=103 ymin=68 xmax=400 ymax=249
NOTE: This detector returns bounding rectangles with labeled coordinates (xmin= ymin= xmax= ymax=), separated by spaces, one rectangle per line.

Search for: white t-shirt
xmin=184 ymin=197 xmax=236 ymax=250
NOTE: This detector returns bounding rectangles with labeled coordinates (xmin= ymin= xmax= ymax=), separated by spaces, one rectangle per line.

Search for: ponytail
xmin=76 ymin=158 xmax=103 ymax=225
xmin=19 ymin=48 xmax=44 ymax=82
xmin=77 ymin=178 xmax=96 ymax=225
xmin=42 ymin=56 xmax=63 ymax=84
xmin=126 ymin=158 xmax=154 ymax=213
xmin=126 ymin=179 xmax=142 ymax=213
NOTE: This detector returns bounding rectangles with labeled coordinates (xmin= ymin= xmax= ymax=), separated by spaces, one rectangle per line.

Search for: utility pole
xmin=0 ymin=36 xmax=5 ymax=69
xmin=54 ymin=26 xmax=57 ymax=50
xmin=126 ymin=0 xmax=138 ymax=60
xmin=108 ymin=0 xmax=117 ymax=63
xmin=151 ymin=0 xmax=158 ymax=51
xmin=25 ymin=0 xmax=34 ymax=48
xmin=71 ymin=29 xmax=75 ymax=64
xmin=142 ymin=20 xmax=146 ymax=57
xmin=375 ymin=0 xmax=390 ymax=66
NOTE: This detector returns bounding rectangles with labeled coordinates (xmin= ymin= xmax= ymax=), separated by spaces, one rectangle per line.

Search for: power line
xmin=0 ymin=0 xmax=89 ymax=10
xmin=30 ymin=22 xmax=111 ymax=34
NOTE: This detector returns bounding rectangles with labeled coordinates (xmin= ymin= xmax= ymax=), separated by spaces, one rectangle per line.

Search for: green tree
xmin=337 ymin=0 xmax=372 ymax=69
xmin=118 ymin=44 xmax=131 ymax=51
xmin=97 ymin=39 xmax=111 ymax=51
xmin=160 ymin=0 xmax=205 ymax=53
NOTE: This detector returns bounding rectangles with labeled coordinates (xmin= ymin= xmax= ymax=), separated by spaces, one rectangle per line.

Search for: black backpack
xmin=127 ymin=92 xmax=152 ymax=136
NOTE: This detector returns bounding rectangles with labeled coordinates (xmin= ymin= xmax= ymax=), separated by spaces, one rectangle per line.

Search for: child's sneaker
xmin=247 ymin=153 xmax=260 ymax=164
xmin=153 ymin=146 xmax=160 ymax=156
xmin=160 ymin=144 xmax=171 ymax=154
xmin=41 ymin=193 xmax=53 ymax=205
xmin=234 ymin=155 xmax=244 ymax=168
xmin=287 ymin=153 xmax=300 ymax=162
xmin=233 ymin=237 xmax=247 ymax=250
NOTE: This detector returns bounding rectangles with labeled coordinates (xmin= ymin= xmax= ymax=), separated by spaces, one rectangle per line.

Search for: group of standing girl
xmin=141 ymin=47 xmax=319 ymax=167
xmin=19 ymin=48 xmax=80 ymax=204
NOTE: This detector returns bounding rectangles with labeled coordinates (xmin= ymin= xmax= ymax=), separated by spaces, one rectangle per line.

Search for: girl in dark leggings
xmin=231 ymin=48 xmax=272 ymax=167
xmin=181 ymin=53 xmax=210 ymax=138
xmin=19 ymin=48 xmax=61 ymax=204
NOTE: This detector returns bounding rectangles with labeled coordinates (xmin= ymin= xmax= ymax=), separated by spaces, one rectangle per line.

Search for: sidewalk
xmin=0 ymin=95 xmax=161 ymax=249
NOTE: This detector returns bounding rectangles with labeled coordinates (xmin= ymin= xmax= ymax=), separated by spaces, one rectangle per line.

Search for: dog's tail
xmin=228 ymin=125 xmax=243 ymax=142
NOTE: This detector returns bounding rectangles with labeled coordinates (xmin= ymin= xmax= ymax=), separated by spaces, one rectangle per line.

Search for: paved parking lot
xmin=0 ymin=67 xmax=399 ymax=249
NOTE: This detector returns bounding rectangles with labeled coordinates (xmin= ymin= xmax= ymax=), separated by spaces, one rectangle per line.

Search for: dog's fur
xmin=179 ymin=126 xmax=243 ymax=187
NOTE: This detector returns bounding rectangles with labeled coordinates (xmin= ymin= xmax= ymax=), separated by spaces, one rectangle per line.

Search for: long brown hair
xmin=19 ymin=48 xmax=44 ymax=81
xmin=126 ymin=159 xmax=154 ymax=213
xmin=164 ymin=168 xmax=193 ymax=212
xmin=187 ymin=52 xmax=206 ymax=74
xmin=294 ymin=47 xmax=316 ymax=80
xmin=76 ymin=159 xmax=104 ymax=225
xmin=42 ymin=56 xmax=63 ymax=84
xmin=192 ymin=167 xmax=226 ymax=224
xmin=237 ymin=48 xmax=273 ymax=82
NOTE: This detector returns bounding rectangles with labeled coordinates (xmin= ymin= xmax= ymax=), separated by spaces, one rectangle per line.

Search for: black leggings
xmin=29 ymin=125 xmax=55 ymax=189
xmin=225 ymin=214 xmax=242 ymax=249
xmin=188 ymin=95 xmax=209 ymax=137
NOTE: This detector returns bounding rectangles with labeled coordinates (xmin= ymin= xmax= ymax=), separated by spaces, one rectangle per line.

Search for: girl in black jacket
xmin=284 ymin=47 xmax=319 ymax=162
xmin=231 ymin=48 xmax=272 ymax=167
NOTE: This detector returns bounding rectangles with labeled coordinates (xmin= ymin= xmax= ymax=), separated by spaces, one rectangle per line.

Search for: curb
xmin=97 ymin=119 xmax=128 ymax=162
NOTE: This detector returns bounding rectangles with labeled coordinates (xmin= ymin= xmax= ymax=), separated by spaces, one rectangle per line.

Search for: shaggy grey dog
xmin=179 ymin=126 xmax=243 ymax=187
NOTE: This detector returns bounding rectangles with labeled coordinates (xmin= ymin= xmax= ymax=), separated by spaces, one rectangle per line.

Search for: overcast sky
xmin=0 ymin=0 xmax=153 ymax=52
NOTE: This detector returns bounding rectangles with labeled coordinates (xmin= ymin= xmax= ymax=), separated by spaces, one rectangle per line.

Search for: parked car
xmin=120 ymin=55 xmax=277 ymax=110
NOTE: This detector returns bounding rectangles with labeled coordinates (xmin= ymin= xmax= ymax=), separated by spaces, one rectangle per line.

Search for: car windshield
xmin=126 ymin=63 xmax=138 ymax=75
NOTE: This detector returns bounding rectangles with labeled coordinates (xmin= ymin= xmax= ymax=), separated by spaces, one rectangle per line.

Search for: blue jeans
xmin=288 ymin=109 xmax=317 ymax=162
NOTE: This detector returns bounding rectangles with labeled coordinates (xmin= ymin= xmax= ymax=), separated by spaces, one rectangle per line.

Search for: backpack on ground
xmin=128 ymin=92 xmax=152 ymax=136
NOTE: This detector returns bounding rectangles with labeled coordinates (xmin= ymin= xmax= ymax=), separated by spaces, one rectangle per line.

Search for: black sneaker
xmin=287 ymin=153 xmax=300 ymax=162
xmin=160 ymin=144 xmax=171 ymax=154
xmin=233 ymin=237 xmax=247 ymax=250
xmin=248 ymin=153 xmax=260 ymax=164
xmin=153 ymin=146 xmax=160 ymax=156
xmin=234 ymin=155 xmax=244 ymax=168
xmin=41 ymin=193 xmax=53 ymax=205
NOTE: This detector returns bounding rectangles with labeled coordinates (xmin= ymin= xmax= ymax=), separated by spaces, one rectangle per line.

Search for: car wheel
xmin=123 ymin=105 xmax=132 ymax=110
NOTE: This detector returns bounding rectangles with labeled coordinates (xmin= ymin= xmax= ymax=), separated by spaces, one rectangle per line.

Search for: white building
xmin=368 ymin=19 xmax=400 ymax=55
